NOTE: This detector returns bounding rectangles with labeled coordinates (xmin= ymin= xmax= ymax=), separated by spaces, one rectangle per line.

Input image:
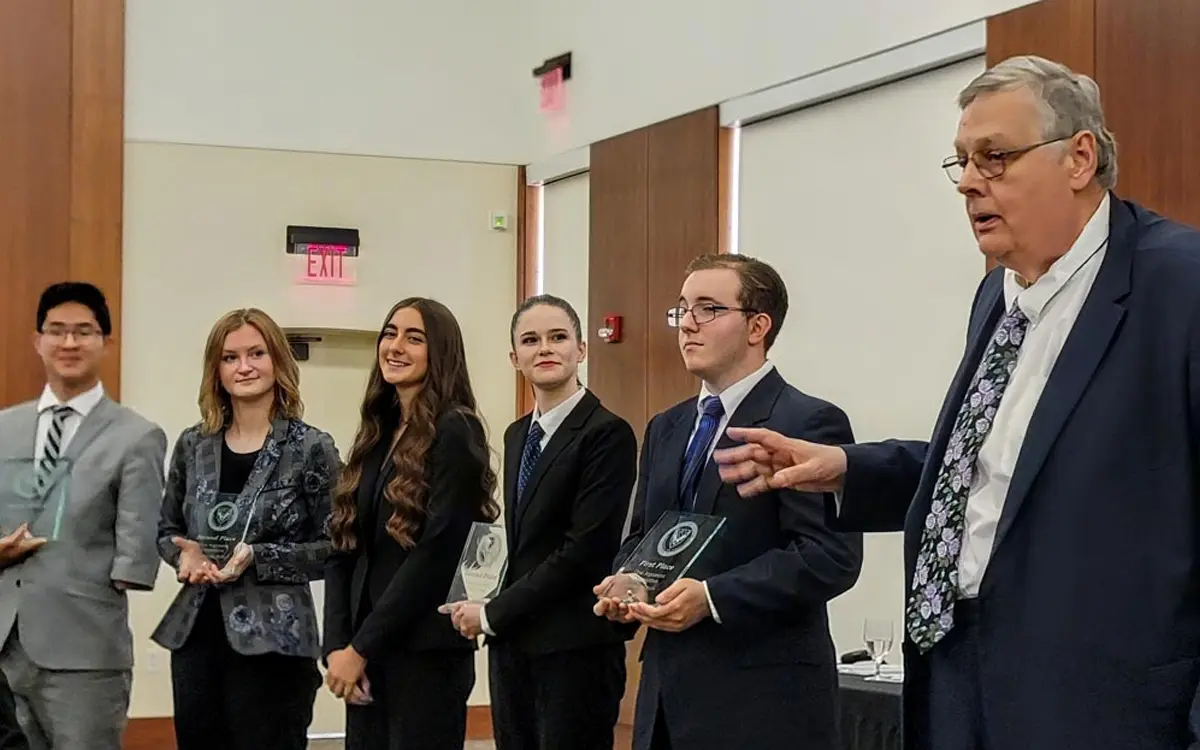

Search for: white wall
xmin=539 ymin=173 xmax=591 ymax=384
xmin=737 ymin=58 xmax=987 ymax=657
xmin=121 ymin=141 xmax=517 ymax=718
xmin=125 ymin=0 xmax=531 ymax=165
xmin=524 ymin=0 xmax=1036 ymax=160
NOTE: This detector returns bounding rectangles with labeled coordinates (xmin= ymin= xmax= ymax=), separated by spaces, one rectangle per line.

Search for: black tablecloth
xmin=839 ymin=674 xmax=902 ymax=750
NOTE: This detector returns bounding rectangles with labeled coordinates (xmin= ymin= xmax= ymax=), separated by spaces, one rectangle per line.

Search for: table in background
xmin=839 ymin=673 xmax=901 ymax=750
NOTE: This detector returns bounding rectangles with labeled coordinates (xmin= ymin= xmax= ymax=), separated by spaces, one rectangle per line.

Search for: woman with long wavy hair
xmin=322 ymin=297 xmax=499 ymax=750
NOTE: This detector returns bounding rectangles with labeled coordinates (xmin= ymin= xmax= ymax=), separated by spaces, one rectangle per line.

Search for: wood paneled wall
xmin=987 ymin=0 xmax=1200 ymax=229
xmin=0 ymin=0 xmax=125 ymax=407
xmin=587 ymin=105 xmax=733 ymax=724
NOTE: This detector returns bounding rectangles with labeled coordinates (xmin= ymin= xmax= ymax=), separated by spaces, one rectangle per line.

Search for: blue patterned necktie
xmin=907 ymin=302 xmax=1030 ymax=652
xmin=516 ymin=421 xmax=545 ymax=502
xmin=679 ymin=396 xmax=725 ymax=509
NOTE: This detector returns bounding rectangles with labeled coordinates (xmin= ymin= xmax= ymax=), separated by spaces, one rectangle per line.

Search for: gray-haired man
xmin=716 ymin=56 xmax=1200 ymax=750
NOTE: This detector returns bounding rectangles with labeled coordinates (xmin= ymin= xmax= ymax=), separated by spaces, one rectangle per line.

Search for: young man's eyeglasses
xmin=667 ymin=304 xmax=756 ymax=328
xmin=41 ymin=324 xmax=101 ymax=343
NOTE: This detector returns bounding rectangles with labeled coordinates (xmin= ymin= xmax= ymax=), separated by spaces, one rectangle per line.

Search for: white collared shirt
xmin=34 ymin=382 xmax=105 ymax=463
xmin=529 ymin=386 xmax=588 ymax=449
xmin=693 ymin=359 xmax=776 ymax=624
xmin=690 ymin=360 xmax=777 ymax=463
xmin=956 ymin=194 xmax=1111 ymax=596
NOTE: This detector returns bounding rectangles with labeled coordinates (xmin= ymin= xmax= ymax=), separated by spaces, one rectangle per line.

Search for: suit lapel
xmin=652 ymin=403 xmax=697 ymax=521
xmin=63 ymin=398 xmax=117 ymax=462
xmin=503 ymin=417 xmax=527 ymax=538
xmin=991 ymin=203 xmax=1133 ymax=554
xmin=239 ymin=418 xmax=288 ymax=509
xmin=3 ymin=404 xmax=39 ymax=459
xmin=515 ymin=393 xmax=598 ymax=532
xmin=692 ymin=370 xmax=784 ymax=516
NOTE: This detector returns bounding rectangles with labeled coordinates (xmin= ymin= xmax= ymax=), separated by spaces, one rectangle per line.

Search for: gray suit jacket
xmin=151 ymin=418 xmax=339 ymax=659
xmin=0 ymin=396 xmax=167 ymax=671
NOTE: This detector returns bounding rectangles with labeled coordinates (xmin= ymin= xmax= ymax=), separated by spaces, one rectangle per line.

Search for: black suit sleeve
xmin=322 ymin=547 xmax=355 ymax=661
xmin=613 ymin=415 xmax=659 ymax=573
xmin=486 ymin=419 xmax=638 ymax=634
xmin=350 ymin=412 xmax=485 ymax=661
xmin=156 ymin=429 xmax=192 ymax=570
xmin=834 ymin=440 xmax=929 ymax=532
xmin=706 ymin=404 xmax=864 ymax=628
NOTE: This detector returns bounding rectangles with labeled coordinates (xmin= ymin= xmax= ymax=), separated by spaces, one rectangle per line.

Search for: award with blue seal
xmin=609 ymin=510 xmax=725 ymax=604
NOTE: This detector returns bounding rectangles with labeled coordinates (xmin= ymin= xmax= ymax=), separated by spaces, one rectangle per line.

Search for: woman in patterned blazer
xmin=152 ymin=308 xmax=341 ymax=750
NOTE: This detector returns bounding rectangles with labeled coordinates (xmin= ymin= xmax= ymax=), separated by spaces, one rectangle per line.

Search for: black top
xmin=323 ymin=410 xmax=492 ymax=661
xmin=219 ymin=440 xmax=259 ymax=494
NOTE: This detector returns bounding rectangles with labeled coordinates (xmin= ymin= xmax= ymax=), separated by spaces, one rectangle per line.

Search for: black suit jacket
xmin=485 ymin=389 xmax=638 ymax=655
xmin=618 ymin=368 xmax=863 ymax=750
xmin=837 ymin=196 xmax=1200 ymax=750
xmin=323 ymin=410 xmax=490 ymax=661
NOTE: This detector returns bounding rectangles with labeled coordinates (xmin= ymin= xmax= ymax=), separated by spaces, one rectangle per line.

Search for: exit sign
xmin=294 ymin=243 xmax=357 ymax=286
xmin=286 ymin=225 xmax=360 ymax=287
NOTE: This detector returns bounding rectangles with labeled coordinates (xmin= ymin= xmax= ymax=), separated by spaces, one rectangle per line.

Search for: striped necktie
xmin=36 ymin=405 xmax=74 ymax=493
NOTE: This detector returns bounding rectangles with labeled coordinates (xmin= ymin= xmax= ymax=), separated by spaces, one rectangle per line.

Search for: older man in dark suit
xmin=715 ymin=55 xmax=1200 ymax=750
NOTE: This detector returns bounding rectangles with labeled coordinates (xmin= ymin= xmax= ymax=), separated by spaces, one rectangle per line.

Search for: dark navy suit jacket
xmin=618 ymin=368 xmax=863 ymax=750
xmin=836 ymin=195 xmax=1200 ymax=750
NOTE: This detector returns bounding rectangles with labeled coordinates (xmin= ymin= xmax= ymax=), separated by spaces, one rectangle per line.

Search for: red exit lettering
xmin=306 ymin=244 xmax=347 ymax=280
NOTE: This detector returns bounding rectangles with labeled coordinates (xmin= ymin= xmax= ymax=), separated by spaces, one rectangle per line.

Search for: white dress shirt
xmin=955 ymin=194 xmax=1111 ymax=597
xmin=479 ymin=386 xmax=588 ymax=636
xmin=692 ymin=360 xmax=777 ymax=623
xmin=34 ymin=382 xmax=105 ymax=462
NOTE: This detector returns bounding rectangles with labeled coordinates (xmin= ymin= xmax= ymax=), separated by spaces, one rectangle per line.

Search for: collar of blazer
xmin=194 ymin=416 xmax=294 ymax=516
xmin=3 ymin=396 xmax=117 ymax=462
xmin=506 ymin=389 xmax=601 ymax=534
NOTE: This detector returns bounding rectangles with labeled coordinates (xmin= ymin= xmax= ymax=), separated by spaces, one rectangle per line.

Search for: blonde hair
xmin=198 ymin=308 xmax=304 ymax=434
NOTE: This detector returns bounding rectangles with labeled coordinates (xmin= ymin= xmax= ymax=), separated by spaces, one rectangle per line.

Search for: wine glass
xmin=862 ymin=618 xmax=894 ymax=677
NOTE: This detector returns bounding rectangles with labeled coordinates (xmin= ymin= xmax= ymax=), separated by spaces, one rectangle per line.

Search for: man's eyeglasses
xmin=41 ymin=325 xmax=101 ymax=342
xmin=666 ymin=303 xmax=756 ymax=328
xmin=941 ymin=135 xmax=1073 ymax=184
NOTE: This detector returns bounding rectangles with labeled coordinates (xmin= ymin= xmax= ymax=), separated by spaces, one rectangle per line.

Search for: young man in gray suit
xmin=0 ymin=282 xmax=167 ymax=750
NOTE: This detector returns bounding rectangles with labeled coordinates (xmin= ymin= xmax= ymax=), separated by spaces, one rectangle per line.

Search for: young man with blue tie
xmin=595 ymin=254 xmax=863 ymax=750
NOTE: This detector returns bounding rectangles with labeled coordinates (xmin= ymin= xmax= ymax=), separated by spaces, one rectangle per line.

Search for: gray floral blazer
xmin=151 ymin=418 xmax=340 ymax=658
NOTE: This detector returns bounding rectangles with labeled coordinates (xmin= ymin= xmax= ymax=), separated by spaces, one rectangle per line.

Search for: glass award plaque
xmin=0 ymin=457 xmax=72 ymax=541
xmin=610 ymin=511 xmax=726 ymax=603
xmin=446 ymin=522 xmax=509 ymax=604
xmin=196 ymin=492 xmax=254 ymax=566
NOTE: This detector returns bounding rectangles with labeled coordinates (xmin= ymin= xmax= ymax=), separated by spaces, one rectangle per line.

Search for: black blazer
xmin=323 ymin=410 xmax=491 ymax=661
xmin=617 ymin=368 xmax=863 ymax=750
xmin=485 ymin=389 xmax=638 ymax=655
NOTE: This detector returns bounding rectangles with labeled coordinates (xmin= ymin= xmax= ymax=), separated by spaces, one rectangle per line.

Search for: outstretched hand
xmin=712 ymin=427 xmax=848 ymax=496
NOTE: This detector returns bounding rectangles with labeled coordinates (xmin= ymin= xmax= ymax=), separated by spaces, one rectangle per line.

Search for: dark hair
xmin=330 ymin=297 xmax=500 ymax=551
xmin=37 ymin=282 xmax=113 ymax=336
xmin=509 ymin=294 xmax=583 ymax=347
xmin=684 ymin=254 xmax=789 ymax=351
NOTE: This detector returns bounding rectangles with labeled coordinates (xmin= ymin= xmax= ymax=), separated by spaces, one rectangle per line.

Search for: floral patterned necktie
xmin=907 ymin=302 xmax=1030 ymax=653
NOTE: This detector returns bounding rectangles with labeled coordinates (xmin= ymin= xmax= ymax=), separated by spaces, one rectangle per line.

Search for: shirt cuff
xmin=480 ymin=603 xmax=496 ymax=637
xmin=702 ymin=581 xmax=722 ymax=625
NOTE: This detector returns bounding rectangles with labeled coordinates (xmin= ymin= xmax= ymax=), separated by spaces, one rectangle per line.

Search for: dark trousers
xmin=648 ymin=701 xmax=672 ymax=750
xmin=490 ymin=642 xmax=626 ymax=750
xmin=0 ymin=675 xmax=26 ymax=750
xmin=170 ymin=593 xmax=321 ymax=750
xmin=345 ymin=648 xmax=475 ymax=750
xmin=928 ymin=599 xmax=989 ymax=750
